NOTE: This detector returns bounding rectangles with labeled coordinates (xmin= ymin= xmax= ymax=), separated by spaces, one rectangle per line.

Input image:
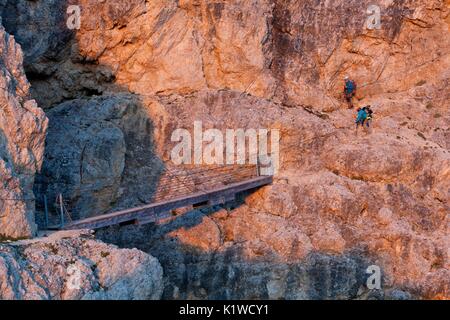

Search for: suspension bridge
xmin=47 ymin=161 xmax=273 ymax=231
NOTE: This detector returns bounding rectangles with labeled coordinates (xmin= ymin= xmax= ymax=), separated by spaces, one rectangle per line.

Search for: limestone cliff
xmin=0 ymin=24 xmax=47 ymax=239
xmin=0 ymin=21 xmax=163 ymax=300
xmin=0 ymin=230 xmax=163 ymax=300
xmin=0 ymin=0 xmax=448 ymax=299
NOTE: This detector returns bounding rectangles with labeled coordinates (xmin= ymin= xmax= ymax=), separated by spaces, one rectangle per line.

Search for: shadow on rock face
xmin=0 ymin=1 xmax=165 ymax=226
xmin=95 ymin=207 xmax=376 ymax=300
xmin=5 ymin=1 xmax=168 ymax=225
xmin=0 ymin=0 xmax=73 ymax=68
xmin=33 ymin=93 xmax=165 ymax=224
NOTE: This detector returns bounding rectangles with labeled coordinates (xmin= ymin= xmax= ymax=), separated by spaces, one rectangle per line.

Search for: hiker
xmin=365 ymin=105 xmax=374 ymax=127
xmin=344 ymin=76 xmax=357 ymax=109
xmin=355 ymin=107 xmax=367 ymax=130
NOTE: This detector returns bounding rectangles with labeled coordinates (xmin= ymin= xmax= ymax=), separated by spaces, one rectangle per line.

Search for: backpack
xmin=345 ymin=80 xmax=356 ymax=93
xmin=356 ymin=109 xmax=367 ymax=122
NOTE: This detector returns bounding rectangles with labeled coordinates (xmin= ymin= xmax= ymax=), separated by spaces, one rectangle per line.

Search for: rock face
xmin=0 ymin=230 xmax=163 ymax=300
xmin=0 ymin=25 xmax=47 ymax=239
xmin=2 ymin=0 xmax=449 ymax=110
xmin=0 ymin=0 xmax=449 ymax=299
xmin=33 ymin=94 xmax=164 ymax=222
xmin=97 ymin=89 xmax=449 ymax=300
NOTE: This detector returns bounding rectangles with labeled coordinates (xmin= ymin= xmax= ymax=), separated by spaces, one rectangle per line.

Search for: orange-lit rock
xmin=0 ymin=230 xmax=163 ymax=300
xmin=0 ymin=0 xmax=448 ymax=299
xmin=0 ymin=25 xmax=48 ymax=239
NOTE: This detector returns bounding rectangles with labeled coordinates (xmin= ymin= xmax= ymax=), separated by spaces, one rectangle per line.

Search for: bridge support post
xmin=43 ymin=195 xmax=49 ymax=229
xmin=256 ymin=156 xmax=261 ymax=177
xmin=59 ymin=193 xmax=65 ymax=228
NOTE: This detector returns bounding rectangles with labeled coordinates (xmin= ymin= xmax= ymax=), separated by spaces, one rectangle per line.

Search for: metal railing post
xmin=59 ymin=193 xmax=64 ymax=228
xmin=43 ymin=195 xmax=49 ymax=229
xmin=256 ymin=155 xmax=261 ymax=177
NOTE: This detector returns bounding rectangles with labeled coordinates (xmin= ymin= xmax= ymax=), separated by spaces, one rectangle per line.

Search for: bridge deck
xmin=59 ymin=175 xmax=273 ymax=230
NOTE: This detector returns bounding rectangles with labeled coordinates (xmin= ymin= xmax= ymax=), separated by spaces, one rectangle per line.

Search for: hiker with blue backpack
xmin=355 ymin=107 xmax=368 ymax=130
xmin=344 ymin=76 xmax=357 ymax=109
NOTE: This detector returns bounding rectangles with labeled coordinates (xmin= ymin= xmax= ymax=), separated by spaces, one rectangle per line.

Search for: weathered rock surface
xmin=0 ymin=0 xmax=449 ymax=299
xmin=97 ymin=88 xmax=449 ymax=300
xmin=2 ymin=0 xmax=449 ymax=110
xmin=0 ymin=230 xmax=163 ymax=300
xmin=0 ymin=25 xmax=47 ymax=239
xmin=33 ymin=94 xmax=164 ymax=222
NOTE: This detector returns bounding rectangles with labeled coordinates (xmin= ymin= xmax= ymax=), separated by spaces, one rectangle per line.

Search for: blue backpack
xmin=356 ymin=109 xmax=367 ymax=122
xmin=345 ymin=80 xmax=355 ymax=93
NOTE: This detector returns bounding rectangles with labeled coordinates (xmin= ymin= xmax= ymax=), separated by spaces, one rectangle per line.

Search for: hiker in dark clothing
xmin=344 ymin=76 xmax=357 ymax=109
xmin=365 ymin=106 xmax=374 ymax=127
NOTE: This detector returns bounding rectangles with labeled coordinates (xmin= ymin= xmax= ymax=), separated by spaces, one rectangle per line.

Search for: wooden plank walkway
xmin=59 ymin=175 xmax=273 ymax=230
